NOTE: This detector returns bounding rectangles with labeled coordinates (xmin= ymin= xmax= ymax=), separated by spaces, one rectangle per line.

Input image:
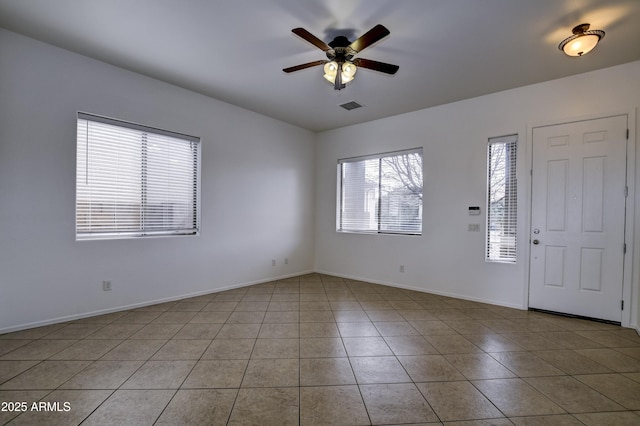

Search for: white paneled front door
xmin=529 ymin=115 xmax=628 ymax=322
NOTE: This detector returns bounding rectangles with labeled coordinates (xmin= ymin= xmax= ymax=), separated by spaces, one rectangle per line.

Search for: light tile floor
xmin=1 ymin=274 xmax=640 ymax=425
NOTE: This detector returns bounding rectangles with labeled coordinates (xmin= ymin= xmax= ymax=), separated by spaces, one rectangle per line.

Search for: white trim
xmin=0 ymin=270 xmax=313 ymax=334
xmin=485 ymin=134 xmax=518 ymax=263
xmin=337 ymin=148 xmax=423 ymax=235
xmin=526 ymin=109 xmax=637 ymax=328
xmin=6 ymin=267 xmax=636 ymax=335
xmin=625 ymin=108 xmax=637 ymax=330
xmin=338 ymin=147 xmax=422 ymax=164
xmin=77 ymin=111 xmax=200 ymax=142
xmin=313 ymin=269 xmax=525 ymax=310
xmin=75 ymin=113 xmax=201 ymax=240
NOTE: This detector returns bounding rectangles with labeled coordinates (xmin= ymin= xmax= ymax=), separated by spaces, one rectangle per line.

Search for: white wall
xmin=315 ymin=61 xmax=640 ymax=328
xmin=0 ymin=29 xmax=316 ymax=332
xmin=2 ymin=27 xmax=639 ymax=334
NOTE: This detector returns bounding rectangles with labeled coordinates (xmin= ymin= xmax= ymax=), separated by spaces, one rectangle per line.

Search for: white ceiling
xmin=1 ymin=0 xmax=639 ymax=132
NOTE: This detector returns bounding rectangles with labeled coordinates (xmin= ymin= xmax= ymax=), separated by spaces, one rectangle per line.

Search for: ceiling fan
xmin=283 ymin=24 xmax=399 ymax=90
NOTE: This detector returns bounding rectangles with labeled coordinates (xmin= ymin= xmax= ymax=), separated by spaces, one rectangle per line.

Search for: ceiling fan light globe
xmin=323 ymin=61 xmax=338 ymax=76
xmin=323 ymin=73 xmax=336 ymax=83
xmin=342 ymin=62 xmax=357 ymax=78
xmin=562 ymin=34 xmax=600 ymax=56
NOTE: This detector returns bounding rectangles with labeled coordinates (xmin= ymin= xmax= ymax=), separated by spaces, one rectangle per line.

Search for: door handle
xmin=533 ymin=239 xmax=540 ymax=245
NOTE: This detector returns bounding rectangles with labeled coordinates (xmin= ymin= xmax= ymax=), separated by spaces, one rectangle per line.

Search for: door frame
xmin=524 ymin=109 xmax=637 ymax=328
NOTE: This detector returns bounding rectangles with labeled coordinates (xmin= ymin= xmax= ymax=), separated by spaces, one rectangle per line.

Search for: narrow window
xmin=76 ymin=113 xmax=200 ymax=240
xmin=486 ymin=135 xmax=517 ymax=262
xmin=338 ymin=148 xmax=423 ymax=235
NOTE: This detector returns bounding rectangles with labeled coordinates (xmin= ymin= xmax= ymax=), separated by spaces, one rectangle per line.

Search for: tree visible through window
xmin=76 ymin=113 xmax=200 ymax=240
xmin=338 ymin=148 xmax=423 ymax=234
xmin=487 ymin=135 xmax=517 ymax=262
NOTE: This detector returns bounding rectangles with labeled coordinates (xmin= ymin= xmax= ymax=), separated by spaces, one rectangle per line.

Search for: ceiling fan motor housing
xmin=326 ymin=36 xmax=356 ymax=62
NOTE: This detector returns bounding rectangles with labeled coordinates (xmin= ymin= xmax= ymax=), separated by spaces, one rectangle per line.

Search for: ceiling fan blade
xmin=349 ymin=24 xmax=390 ymax=53
xmin=283 ymin=60 xmax=327 ymax=73
xmin=292 ymin=28 xmax=331 ymax=51
xmin=353 ymin=58 xmax=399 ymax=75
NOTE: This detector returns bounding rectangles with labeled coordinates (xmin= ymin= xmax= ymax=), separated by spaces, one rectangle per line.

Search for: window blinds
xmin=76 ymin=113 xmax=200 ymax=240
xmin=486 ymin=135 xmax=517 ymax=262
xmin=338 ymin=148 xmax=423 ymax=235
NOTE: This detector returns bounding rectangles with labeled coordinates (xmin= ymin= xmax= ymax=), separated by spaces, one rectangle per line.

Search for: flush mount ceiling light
xmin=558 ymin=23 xmax=605 ymax=57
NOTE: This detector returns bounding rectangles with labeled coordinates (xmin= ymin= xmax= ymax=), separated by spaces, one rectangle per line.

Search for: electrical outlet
xmin=400 ymin=265 xmax=405 ymax=273
xmin=272 ymin=259 xmax=276 ymax=267
xmin=284 ymin=258 xmax=288 ymax=265
xmin=102 ymin=280 xmax=112 ymax=291
xmin=468 ymin=224 xmax=480 ymax=232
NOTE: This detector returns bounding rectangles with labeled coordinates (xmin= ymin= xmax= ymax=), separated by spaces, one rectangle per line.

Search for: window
xmin=76 ymin=113 xmax=200 ymax=240
xmin=486 ymin=135 xmax=517 ymax=262
xmin=338 ymin=148 xmax=423 ymax=235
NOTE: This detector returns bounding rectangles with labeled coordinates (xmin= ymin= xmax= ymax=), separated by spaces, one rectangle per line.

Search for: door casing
xmin=525 ymin=110 xmax=636 ymax=328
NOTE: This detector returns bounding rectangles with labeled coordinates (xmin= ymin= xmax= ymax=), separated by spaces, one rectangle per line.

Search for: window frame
xmin=486 ymin=134 xmax=518 ymax=263
xmin=75 ymin=112 xmax=201 ymax=241
xmin=336 ymin=147 xmax=423 ymax=236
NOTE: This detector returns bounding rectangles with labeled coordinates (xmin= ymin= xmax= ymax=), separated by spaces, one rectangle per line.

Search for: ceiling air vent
xmin=339 ymin=101 xmax=363 ymax=111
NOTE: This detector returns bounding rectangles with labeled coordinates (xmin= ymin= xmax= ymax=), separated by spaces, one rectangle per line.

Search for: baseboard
xmin=6 ymin=268 xmax=629 ymax=335
xmin=0 ymin=269 xmax=314 ymax=334
xmin=313 ymin=269 xmax=525 ymax=310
